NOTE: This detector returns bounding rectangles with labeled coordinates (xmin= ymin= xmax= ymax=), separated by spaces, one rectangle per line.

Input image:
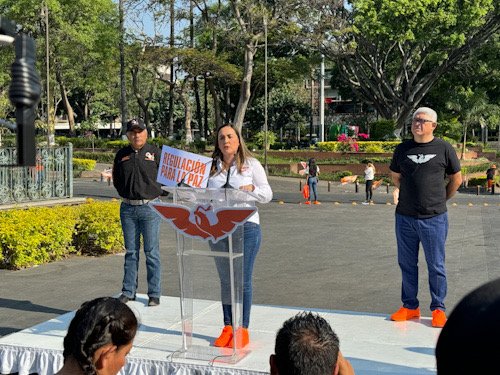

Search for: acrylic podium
xmin=150 ymin=187 xmax=258 ymax=364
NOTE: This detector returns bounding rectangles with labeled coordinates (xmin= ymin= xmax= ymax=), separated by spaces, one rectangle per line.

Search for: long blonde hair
xmin=367 ymin=162 xmax=376 ymax=174
xmin=210 ymin=123 xmax=252 ymax=175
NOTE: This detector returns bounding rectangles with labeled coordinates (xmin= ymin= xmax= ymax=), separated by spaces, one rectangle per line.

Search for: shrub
xmin=73 ymin=158 xmax=97 ymax=171
xmin=254 ymin=131 xmax=277 ymax=150
xmin=362 ymin=143 xmax=385 ymax=153
xmin=317 ymin=141 xmax=399 ymax=152
xmin=369 ymin=119 xmax=396 ymax=140
xmin=467 ymin=177 xmax=487 ymax=186
xmin=74 ymin=199 xmax=123 ymax=255
xmin=74 ymin=151 xmax=115 ymax=163
xmin=0 ymin=206 xmax=77 ymax=269
xmin=73 ymin=158 xmax=97 ymax=177
xmin=317 ymin=142 xmax=337 ymax=151
xmin=0 ymin=200 xmax=124 ymax=269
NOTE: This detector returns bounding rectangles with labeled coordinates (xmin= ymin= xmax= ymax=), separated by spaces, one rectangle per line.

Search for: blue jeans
xmin=120 ymin=202 xmax=162 ymax=298
xmin=210 ymin=222 xmax=262 ymax=328
xmin=395 ymin=212 xmax=448 ymax=311
xmin=308 ymin=177 xmax=318 ymax=201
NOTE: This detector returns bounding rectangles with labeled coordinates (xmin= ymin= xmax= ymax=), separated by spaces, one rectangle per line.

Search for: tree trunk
xmin=55 ymin=65 xmax=75 ymax=136
xmin=130 ymin=67 xmax=156 ymax=129
xmin=204 ymin=77 xmax=209 ymax=139
xmin=461 ymin=124 xmax=468 ymax=160
xmin=179 ymin=80 xmax=193 ymax=144
xmin=233 ymin=43 xmax=255 ymax=132
xmin=193 ymin=77 xmax=203 ymax=139
xmin=207 ymin=77 xmax=223 ymax=129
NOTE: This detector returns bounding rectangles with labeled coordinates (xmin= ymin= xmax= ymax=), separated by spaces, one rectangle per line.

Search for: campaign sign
xmin=157 ymin=146 xmax=213 ymax=188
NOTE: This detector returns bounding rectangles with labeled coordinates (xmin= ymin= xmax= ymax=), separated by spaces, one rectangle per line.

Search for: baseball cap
xmin=126 ymin=118 xmax=146 ymax=132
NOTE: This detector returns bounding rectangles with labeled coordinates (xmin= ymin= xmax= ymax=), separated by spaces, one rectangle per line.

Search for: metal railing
xmin=0 ymin=144 xmax=73 ymax=204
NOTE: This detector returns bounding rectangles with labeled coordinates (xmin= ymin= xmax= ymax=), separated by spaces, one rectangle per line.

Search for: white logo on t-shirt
xmin=407 ymin=154 xmax=436 ymax=164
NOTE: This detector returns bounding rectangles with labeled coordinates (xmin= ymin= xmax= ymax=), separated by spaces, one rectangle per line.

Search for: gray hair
xmin=413 ymin=107 xmax=437 ymax=123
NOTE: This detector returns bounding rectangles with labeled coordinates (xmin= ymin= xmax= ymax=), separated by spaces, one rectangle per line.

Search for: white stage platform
xmin=0 ymin=295 xmax=439 ymax=375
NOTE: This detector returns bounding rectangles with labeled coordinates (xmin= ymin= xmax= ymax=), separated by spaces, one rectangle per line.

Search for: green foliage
xmin=0 ymin=200 xmax=124 ymax=269
xmin=0 ymin=206 xmax=77 ymax=269
xmin=461 ymin=163 xmax=491 ymax=175
xmin=73 ymin=151 xmax=115 ymax=163
xmin=74 ymin=199 xmax=123 ymax=255
xmin=246 ymin=82 xmax=310 ymax=134
xmin=369 ymin=120 xmax=396 ymax=140
xmin=317 ymin=141 xmax=399 ymax=152
xmin=73 ymin=158 xmax=96 ymax=177
xmin=363 ymin=143 xmax=385 ymax=153
xmin=73 ymin=158 xmax=96 ymax=171
xmin=467 ymin=177 xmax=487 ymax=186
xmin=253 ymin=131 xmax=277 ymax=150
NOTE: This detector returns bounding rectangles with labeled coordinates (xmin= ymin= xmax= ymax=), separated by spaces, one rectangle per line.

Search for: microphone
xmin=222 ymin=165 xmax=234 ymax=189
xmin=177 ymin=158 xmax=214 ymax=187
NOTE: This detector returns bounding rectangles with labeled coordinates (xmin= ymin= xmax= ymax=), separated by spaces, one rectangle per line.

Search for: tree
xmin=302 ymin=0 xmax=499 ymax=131
xmin=446 ymin=87 xmax=488 ymax=159
xmin=0 ymin=0 xmax=119 ymax=135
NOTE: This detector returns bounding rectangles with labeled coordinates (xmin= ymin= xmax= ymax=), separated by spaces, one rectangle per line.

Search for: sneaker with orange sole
xmin=226 ymin=327 xmax=249 ymax=349
xmin=313 ymin=201 xmax=321 ymax=205
xmin=431 ymin=309 xmax=447 ymax=328
xmin=214 ymin=325 xmax=233 ymax=347
xmin=390 ymin=306 xmax=421 ymax=321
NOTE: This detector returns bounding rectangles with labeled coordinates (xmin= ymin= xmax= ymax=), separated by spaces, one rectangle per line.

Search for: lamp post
xmin=263 ymin=14 xmax=268 ymax=174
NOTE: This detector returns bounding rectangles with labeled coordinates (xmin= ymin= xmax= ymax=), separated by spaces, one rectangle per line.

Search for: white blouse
xmin=364 ymin=166 xmax=375 ymax=181
xmin=208 ymin=157 xmax=273 ymax=225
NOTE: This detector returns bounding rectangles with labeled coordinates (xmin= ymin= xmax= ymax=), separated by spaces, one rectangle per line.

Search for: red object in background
xmin=302 ymin=184 xmax=310 ymax=199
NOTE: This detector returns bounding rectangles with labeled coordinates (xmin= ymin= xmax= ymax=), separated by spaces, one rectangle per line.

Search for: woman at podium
xmin=208 ymin=123 xmax=273 ymax=348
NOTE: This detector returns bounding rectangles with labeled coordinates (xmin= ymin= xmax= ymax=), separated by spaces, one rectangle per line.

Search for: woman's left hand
xmin=239 ymin=184 xmax=255 ymax=192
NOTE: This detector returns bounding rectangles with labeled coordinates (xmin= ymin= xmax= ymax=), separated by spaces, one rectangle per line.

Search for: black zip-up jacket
xmin=113 ymin=143 xmax=163 ymax=200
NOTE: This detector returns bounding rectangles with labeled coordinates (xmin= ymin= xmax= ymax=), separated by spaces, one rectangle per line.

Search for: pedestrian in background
xmin=486 ymin=164 xmax=496 ymax=194
xmin=305 ymin=158 xmax=321 ymax=205
xmin=362 ymin=162 xmax=375 ymax=205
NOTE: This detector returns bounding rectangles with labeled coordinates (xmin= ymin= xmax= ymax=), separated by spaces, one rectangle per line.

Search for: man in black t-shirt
xmin=113 ymin=118 xmax=163 ymax=307
xmin=389 ymin=107 xmax=462 ymax=328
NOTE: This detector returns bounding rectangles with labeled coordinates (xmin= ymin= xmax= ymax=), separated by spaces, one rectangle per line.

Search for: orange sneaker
xmin=313 ymin=201 xmax=321 ymax=205
xmin=432 ymin=309 xmax=447 ymax=328
xmin=390 ymin=306 xmax=421 ymax=321
xmin=214 ymin=325 xmax=233 ymax=347
xmin=226 ymin=327 xmax=249 ymax=349
xmin=304 ymin=201 xmax=311 ymax=205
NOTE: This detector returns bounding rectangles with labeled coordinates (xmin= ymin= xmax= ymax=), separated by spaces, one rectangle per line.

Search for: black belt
xmin=122 ymin=198 xmax=153 ymax=205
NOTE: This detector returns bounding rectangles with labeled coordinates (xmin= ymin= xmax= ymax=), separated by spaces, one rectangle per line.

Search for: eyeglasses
xmin=412 ymin=118 xmax=435 ymax=126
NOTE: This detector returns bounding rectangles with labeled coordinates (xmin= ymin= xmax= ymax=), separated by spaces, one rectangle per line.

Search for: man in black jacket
xmin=113 ymin=118 xmax=163 ymax=306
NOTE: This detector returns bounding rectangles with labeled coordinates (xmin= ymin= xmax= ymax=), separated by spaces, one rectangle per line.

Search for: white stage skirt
xmin=0 ymin=295 xmax=438 ymax=375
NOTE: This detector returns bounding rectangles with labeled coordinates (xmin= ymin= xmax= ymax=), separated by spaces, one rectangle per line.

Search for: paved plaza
xmin=0 ymin=176 xmax=499 ymax=338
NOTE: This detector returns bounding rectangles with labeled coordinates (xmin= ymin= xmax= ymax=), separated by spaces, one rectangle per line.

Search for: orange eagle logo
xmin=150 ymin=203 xmax=257 ymax=243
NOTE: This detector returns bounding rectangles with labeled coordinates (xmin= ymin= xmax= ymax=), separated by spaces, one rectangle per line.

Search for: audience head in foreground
xmin=436 ymin=278 xmax=500 ymax=374
xmin=270 ymin=311 xmax=354 ymax=375
xmin=57 ymin=297 xmax=138 ymax=375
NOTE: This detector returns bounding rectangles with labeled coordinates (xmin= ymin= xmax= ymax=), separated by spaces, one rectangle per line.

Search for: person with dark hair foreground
xmin=56 ymin=297 xmax=138 ymax=375
xmin=270 ymin=312 xmax=355 ymax=375
xmin=436 ymin=278 xmax=500 ymax=374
